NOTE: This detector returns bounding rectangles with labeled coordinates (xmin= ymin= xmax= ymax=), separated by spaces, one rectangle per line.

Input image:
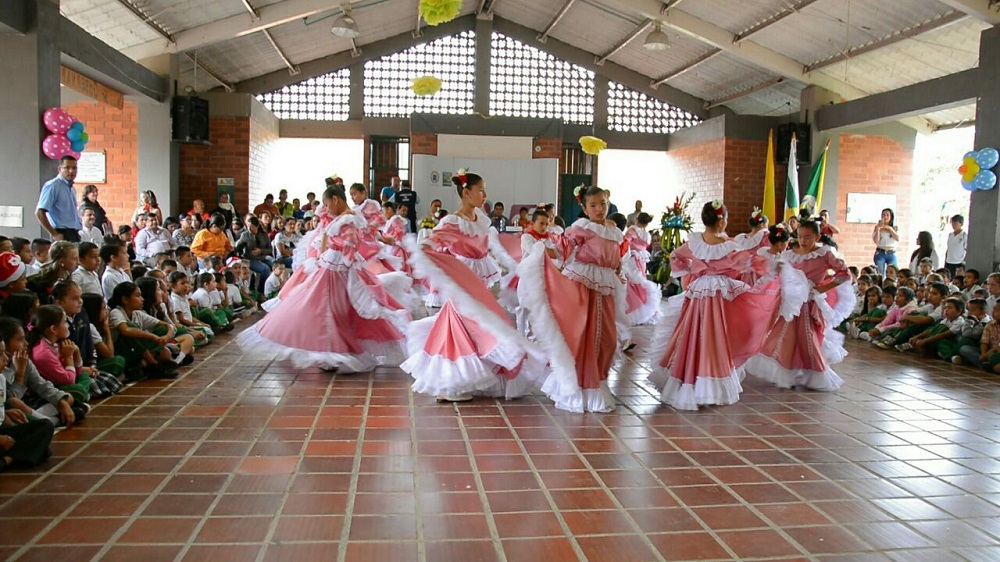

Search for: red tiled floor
xmin=2 ymin=321 xmax=1000 ymax=561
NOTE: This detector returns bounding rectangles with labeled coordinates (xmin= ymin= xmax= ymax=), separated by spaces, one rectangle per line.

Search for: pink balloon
xmin=41 ymin=134 xmax=72 ymax=160
xmin=43 ymin=108 xmax=73 ymax=135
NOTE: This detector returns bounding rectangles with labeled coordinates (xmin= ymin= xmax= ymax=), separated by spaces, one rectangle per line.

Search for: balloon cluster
xmin=959 ymin=148 xmax=999 ymax=191
xmin=41 ymin=108 xmax=89 ymax=160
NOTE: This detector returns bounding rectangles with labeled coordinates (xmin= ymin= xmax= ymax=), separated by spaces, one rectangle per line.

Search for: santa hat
xmin=225 ymin=257 xmax=243 ymax=270
xmin=0 ymin=252 xmax=26 ymax=288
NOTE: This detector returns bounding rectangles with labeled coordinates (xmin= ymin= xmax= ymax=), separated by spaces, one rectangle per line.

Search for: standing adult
xmin=36 ymin=155 xmax=82 ymax=242
xmin=78 ymin=185 xmax=112 ymax=235
xmin=394 ymin=180 xmax=419 ymax=233
xmin=381 ymin=176 xmax=401 ymax=203
xmin=131 ymin=190 xmax=163 ymax=226
xmin=872 ymin=208 xmax=900 ymax=276
xmin=253 ymin=194 xmax=280 ymax=218
xmin=211 ymin=192 xmax=238 ymax=229
xmin=626 ymin=200 xmax=643 ymax=227
xmin=605 ymin=190 xmax=619 ymax=216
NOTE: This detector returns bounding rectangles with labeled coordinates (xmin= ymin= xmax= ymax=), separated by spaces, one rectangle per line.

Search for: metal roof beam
xmin=651 ymin=48 xmax=720 ymax=87
xmin=806 ymin=12 xmax=967 ymax=73
xmin=121 ymin=0 xmax=366 ymax=61
xmin=734 ymin=0 xmax=823 ymax=43
xmin=186 ymin=53 xmax=234 ymax=91
xmin=936 ymin=0 xmax=1000 ymax=24
xmin=114 ymin=0 xmax=173 ymax=42
xmin=0 ymin=0 xmax=29 ymax=34
xmin=538 ymin=0 xmax=578 ymax=42
xmin=814 ymin=67 xmax=980 ymax=131
xmin=232 ymin=14 xmax=476 ymax=94
xmin=706 ymin=77 xmax=784 ymax=108
xmin=493 ymin=16 xmax=707 ymax=118
xmin=238 ymin=0 xmax=261 ymax=20
xmin=262 ymin=29 xmax=300 ymax=75
xmin=594 ymin=20 xmax=651 ymax=65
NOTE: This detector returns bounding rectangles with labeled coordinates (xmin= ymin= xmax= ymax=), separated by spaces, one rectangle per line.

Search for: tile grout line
xmin=335 ymin=375 xmax=374 ymax=562
xmin=407 ymin=379 xmax=426 ymax=562
xmin=455 ymin=400 xmax=508 ymax=562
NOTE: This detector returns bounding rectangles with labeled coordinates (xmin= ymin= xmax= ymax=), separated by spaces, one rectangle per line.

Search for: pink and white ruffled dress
xmin=743 ymin=245 xmax=855 ymax=391
xmin=517 ymin=219 xmax=625 ymax=413
xmin=498 ymin=230 xmax=561 ymax=315
xmin=647 ymin=230 xmax=773 ymax=410
xmin=402 ymin=208 xmax=542 ymax=399
xmin=623 ymin=226 xmax=661 ymax=326
xmin=237 ymin=213 xmax=410 ymax=372
xmin=265 ymin=206 xmax=333 ymax=311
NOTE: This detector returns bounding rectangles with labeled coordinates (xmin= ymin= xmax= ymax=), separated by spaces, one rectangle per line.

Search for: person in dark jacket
xmin=235 ymin=216 xmax=273 ymax=293
xmin=78 ymin=185 xmax=112 ymax=235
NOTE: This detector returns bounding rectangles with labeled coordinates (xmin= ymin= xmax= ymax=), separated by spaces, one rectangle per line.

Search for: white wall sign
xmin=0 ymin=206 xmax=24 ymax=228
xmin=76 ymin=151 xmax=107 ymax=184
xmin=846 ymin=193 xmax=897 ymax=224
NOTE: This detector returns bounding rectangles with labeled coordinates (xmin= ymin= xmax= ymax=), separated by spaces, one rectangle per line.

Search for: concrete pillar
xmin=594 ymin=79 xmax=608 ymax=131
xmin=138 ymin=54 xmax=180 ymax=217
xmin=968 ymin=25 xmax=1000 ymax=273
xmin=800 ymin=85 xmax=843 ymax=213
xmin=349 ymin=62 xmax=363 ymax=120
xmin=0 ymin=0 xmax=61 ymax=238
xmin=474 ymin=16 xmax=493 ymax=116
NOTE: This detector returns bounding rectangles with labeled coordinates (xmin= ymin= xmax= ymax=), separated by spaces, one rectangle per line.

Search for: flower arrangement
xmin=573 ymin=183 xmax=586 ymax=203
xmin=579 ymin=136 xmax=607 ymax=155
xmin=419 ymin=0 xmax=462 ymax=25
xmin=410 ymin=75 xmax=442 ymax=96
xmin=654 ymin=192 xmax=695 ymax=285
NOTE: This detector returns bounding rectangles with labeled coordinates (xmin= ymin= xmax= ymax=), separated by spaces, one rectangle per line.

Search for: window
xmin=256 ymin=68 xmax=350 ymax=121
xmin=607 ymin=81 xmax=701 ymax=134
xmin=490 ymin=32 xmax=595 ymax=125
xmin=364 ymin=31 xmax=476 ymax=117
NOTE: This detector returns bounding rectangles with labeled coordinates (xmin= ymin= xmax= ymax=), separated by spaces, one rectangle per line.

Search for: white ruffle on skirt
xmin=235 ymin=327 xmax=405 ymax=373
xmin=741 ymin=354 xmax=844 ymax=392
xmin=651 ymin=368 xmax=743 ymax=411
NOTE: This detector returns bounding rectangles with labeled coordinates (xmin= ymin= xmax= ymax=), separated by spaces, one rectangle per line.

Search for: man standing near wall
xmin=394 ymin=180 xmax=418 ymax=233
xmin=35 ymin=156 xmax=82 ymax=242
xmin=626 ymin=200 xmax=643 ymax=227
xmin=381 ymin=176 xmax=401 ymax=203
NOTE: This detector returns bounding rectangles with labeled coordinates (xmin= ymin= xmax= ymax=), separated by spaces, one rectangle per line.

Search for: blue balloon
xmin=962 ymin=179 xmax=977 ymax=191
xmin=976 ymin=170 xmax=997 ymax=190
xmin=71 ymin=140 xmax=85 ymax=152
xmin=70 ymin=121 xmax=84 ymax=132
xmin=66 ymin=128 xmax=82 ymax=142
xmin=975 ymin=148 xmax=999 ymax=170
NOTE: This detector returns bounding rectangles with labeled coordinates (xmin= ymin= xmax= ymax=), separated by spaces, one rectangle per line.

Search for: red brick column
xmin=179 ymin=116 xmax=251 ymax=214
xmin=410 ymin=133 xmax=438 ymax=156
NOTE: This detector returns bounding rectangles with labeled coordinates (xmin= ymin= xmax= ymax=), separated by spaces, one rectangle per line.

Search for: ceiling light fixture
xmin=644 ymin=24 xmax=670 ymax=51
xmin=330 ymin=5 xmax=360 ymax=38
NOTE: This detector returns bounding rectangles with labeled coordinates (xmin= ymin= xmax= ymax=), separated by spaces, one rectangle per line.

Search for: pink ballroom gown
xmin=237 ymin=213 xmax=410 ymax=372
xmin=623 ymin=225 xmax=662 ymax=326
xmin=743 ymin=245 xmax=855 ymax=390
xmin=517 ymin=219 xmax=625 ymax=413
xmin=263 ymin=205 xmax=333 ymax=311
xmin=402 ymin=208 xmax=541 ymax=399
xmin=647 ymin=230 xmax=771 ymax=410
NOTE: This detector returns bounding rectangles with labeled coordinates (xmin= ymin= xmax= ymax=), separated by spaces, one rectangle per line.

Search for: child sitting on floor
xmin=80 ymin=294 xmax=129 ymax=381
xmin=26 ymin=241 xmax=78 ymax=303
xmin=0 ymin=331 xmax=55 ymax=472
xmin=223 ymin=270 xmax=247 ymax=316
xmin=191 ymin=272 xmax=233 ymax=332
xmin=101 ymin=241 xmax=132 ymax=301
xmin=897 ymin=296 xmax=966 ymax=356
xmin=28 ymin=305 xmax=92 ymax=408
xmin=263 ymin=262 xmax=285 ymax=300
xmin=957 ymin=300 xmax=1000 ymax=372
xmin=861 ymin=287 xmax=916 ymax=343
xmin=53 ymin=281 xmax=122 ymax=399
xmin=951 ymin=298 xmax=990 ymax=365
xmin=213 ymin=272 xmax=238 ymax=323
xmin=168 ymin=271 xmax=214 ymax=347
xmin=71 ymin=242 xmax=103 ymax=296
xmin=108 ymin=282 xmax=190 ymax=379
xmin=846 ymin=286 xmax=887 ymax=339
xmin=874 ymin=283 xmax=947 ymax=349
xmin=0 ymin=317 xmax=78 ymax=427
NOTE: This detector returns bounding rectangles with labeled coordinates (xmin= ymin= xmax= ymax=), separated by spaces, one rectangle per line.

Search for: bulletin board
xmin=846 ymin=193 xmax=897 ymax=224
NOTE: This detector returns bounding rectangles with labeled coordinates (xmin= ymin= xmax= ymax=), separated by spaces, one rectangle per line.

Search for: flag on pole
xmin=802 ymin=139 xmax=832 ymax=215
xmin=783 ymin=134 xmax=800 ymax=221
xmin=762 ymin=129 xmax=776 ymax=224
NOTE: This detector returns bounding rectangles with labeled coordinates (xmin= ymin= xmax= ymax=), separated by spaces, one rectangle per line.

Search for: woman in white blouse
xmin=871 ymin=208 xmax=900 ymax=276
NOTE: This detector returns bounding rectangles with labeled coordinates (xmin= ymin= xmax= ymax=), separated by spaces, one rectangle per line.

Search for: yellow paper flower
xmin=419 ymin=0 xmax=462 ymax=26
xmin=410 ymin=75 xmax=443 ymax=97
xmin=579 ymin=136 xmax=607 ymax=155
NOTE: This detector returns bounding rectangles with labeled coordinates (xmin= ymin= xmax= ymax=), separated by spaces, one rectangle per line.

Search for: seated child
xmin=0 ymin=317 xmax=78 ymax=428
xmin=964 ymin=269 xmax=983 ymax=300
xmin=0 ymin=251 xmax=29 ymax=305
xmin=161 ymin=259 xmax=178 ymax=277
xmin=71 ymin=242 xmax=103 ymax=296
xmin=168 ymin=271 xmax=214 ymax=347
xmin=53 ymin=281 xmax=122 ymax=399
xmin=958 ymin=300 xmax=1000 ymax=372
xmin=213 ymin=272 xmax=237 ymax=322
xmin=0 ymin=332 xmax=55 ymax=471
xmin=175 ymin=246 xmax=197 ymax=281
xmin=951 ymin=298 xmax=990 ymax=365
xmin=898 ymin=297 xmax=967 ymax=358
xmin=263 ymin=262 xmax=285 ymax=300
xmin=27 ymin=238 xmax=51 ymax=276
xmin=137 ymin=276 xmax=200 ymax=355
xmin=28 ymin=304 xmax=92 ymax=407
xmin=80 ymin=294 xmax=129 ymax=380
xmin=874 ymin=283 xmax=947 ymax=349
xmin=191 ymin=272 xmax=233 ymax=332
xmin=223 ymin=270 xmax=247 ymax=316
xmin=26 ymin=241 xmax=78 ymax=303
xmin=861 ymin=287 xmax=916 ymax=343
xmin=108 ymin=282 xmax=190 ymax=379
xmin=101 ymin=242 xmax=132 ymax=301
xmin=846 ymin=286 xmax=887 ymax=339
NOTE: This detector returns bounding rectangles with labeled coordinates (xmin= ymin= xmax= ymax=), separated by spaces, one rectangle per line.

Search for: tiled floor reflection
xmin=2 ymin=318 xmax=1000 ymax=561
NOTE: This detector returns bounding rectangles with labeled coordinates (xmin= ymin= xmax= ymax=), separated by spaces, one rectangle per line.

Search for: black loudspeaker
xmin=776 ymin=122 xmax=810 ymax=164
xmin=172 ymin=96 xmax=210 ymax=144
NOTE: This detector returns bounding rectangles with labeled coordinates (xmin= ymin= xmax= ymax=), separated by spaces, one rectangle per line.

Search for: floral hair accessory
xmin=751 ymin=206 xmax=764 ymax=220
xmin=455 ymin=168 xmax=469 ymax=188
xmin=775 ymin=223 xmax=786 ymax=231
xmin=573 ymin=184 xmax=586 ymax=204
xmin=711 ymin=199 xmax=725 ymax=216
xmin=26 ymin=321 xmax=34 ymax=331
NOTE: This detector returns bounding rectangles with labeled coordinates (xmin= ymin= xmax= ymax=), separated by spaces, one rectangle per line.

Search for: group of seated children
xmin=840 ymin=263 xmax=1000 ymax=374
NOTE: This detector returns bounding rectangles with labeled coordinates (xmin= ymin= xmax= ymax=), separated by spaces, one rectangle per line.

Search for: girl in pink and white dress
xmin=647 ymin=200 xmax=769 ymax=410
xmin=499 ymin=209 xmax=562 ymax=329
xmin=743 ymin=220 xmax=854 ymax=391
xmin=402 ymin=172 xmax=540 ymax=403
xmin=380 ymin=201 xmax=412 ymax=275
xmin=623 ymin=212 xmax=661 ymax=326
xmin=237 ymin=186 xmax=410 ymax=372
xmin=265 ymin=204 xmax=333 ymax=310
xmin=350 ymin=183 xmax=401 ymax=272
xmin=517 ymin=186 xmax=625 ymax=413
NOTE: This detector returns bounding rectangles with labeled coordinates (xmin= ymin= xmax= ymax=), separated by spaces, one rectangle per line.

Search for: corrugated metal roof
xmin=923 ymin=104 xmax=976 ymax=128
xmin=60 ymin=0 xmax=166 ymax=50
xmin=679 ymin=0 xmax=793 ymax=35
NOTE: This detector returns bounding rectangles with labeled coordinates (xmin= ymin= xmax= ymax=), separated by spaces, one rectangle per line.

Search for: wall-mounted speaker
xmin=776 ymin=122 xmax=810 ymax=164
xmin=171 ymin=96 xmax=210 ymax=144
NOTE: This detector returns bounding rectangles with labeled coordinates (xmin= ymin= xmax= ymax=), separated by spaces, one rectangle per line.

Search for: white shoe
xmin=859 ymin=332 xmax=872 ymax=342
xmin=436 ymin=394 xmax=473 ymax=403
xmin=847 ymin=324 xmax=860 ymax=339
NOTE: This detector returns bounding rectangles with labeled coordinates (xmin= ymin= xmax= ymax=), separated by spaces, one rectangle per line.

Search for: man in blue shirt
xmin=380 ymin=176 xmax=400 ymax=202
xmin=35 ymin=156 xmax=82 ymax=242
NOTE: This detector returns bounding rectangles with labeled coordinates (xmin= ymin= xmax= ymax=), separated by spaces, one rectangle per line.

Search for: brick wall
xmin=836 ymin=133 xmax=914 ymax=268
xmin=534 ymin=137 xmax=561 ymax=159
xmin=665 ymin=138 xmax=726 ymax=228
xmin=410 ymin=132 xmax=437 ymax=156
xmin=249 ymin=114 xmax=278 ymax=209
xmin=62 ymin=101 xmax=138 ymax=228
xmin=179 ymin=116 xmax=250 ymax=215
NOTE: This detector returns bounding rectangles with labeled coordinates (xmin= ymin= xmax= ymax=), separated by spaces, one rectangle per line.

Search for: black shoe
xmin=71 ymin=405 xmax=88 ymax=422
xmin=147 ymin=365 xmax=178 ymax=379
xmin=180 ymin=354 xmax=195 ymax=366
xmin=219 ymin=324 xmax=234 ymax=333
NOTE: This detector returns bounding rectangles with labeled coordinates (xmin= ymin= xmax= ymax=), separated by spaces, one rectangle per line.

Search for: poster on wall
xmin=76 ymin=152 xmax=106 ymax=184
xmin=0 ymin=206 xmax=23 ymax=228
xmin=846 ymin=193 xmax=897 ymax=224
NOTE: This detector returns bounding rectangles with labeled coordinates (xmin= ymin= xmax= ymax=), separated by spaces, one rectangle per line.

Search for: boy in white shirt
xmin=963 ymin=269 xmax=983 ymax=300
xmin=71 ymin=242 xmax=103 ymax=296
xmin=27 ymin=239 xmax=51 ymax=276
xmin=101 ymin=243 xmax=132 ymax=301
xmin=986 ymin=273 xmax=1000 ymax=312
xmin=191 ymin=272 xmax=232 ymax=332
xmin=167 ymin=271 xmax=213 ymax=347
xmin=900 ymin=297 xmax=968 ymax=358
xmin=223 ymin=270 xmax=249 ymax=316
xmin=944 ymin=214 xmax=967 ymax=278
xmin=175 ymin=246 xmax=197 ymax=282
xmin=263 ymin=262 xmax=285 ymax=300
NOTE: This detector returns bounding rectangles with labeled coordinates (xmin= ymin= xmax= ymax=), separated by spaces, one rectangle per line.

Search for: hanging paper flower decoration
xmin=579 ymin=136 xmax=607 ymax=156
xmin=419 ymin=0 xmax=462 ymax=26
xmin=410 ymin=75 xmax=443 ymax=97
xmin=958 ymin=148 xmax=999 ymax=191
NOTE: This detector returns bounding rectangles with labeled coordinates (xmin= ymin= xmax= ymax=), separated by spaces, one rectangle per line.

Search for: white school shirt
xmin=939 ymin=315 xmax=967 ymax=335
xmin=78 ymin=225 xmax=104 ymax=245
xmin=109 ymin=307 xmax=159 ymax=331
xmin=226 ymin=284 xmax=243 ymax=305
xmin=72 ymin=267 xmax=102 ymax=296
xmin=89 ymin=324 xmax=103 ymax=347
xmin=264 ymin=273 xmax=282 ymax=295
xmin=211 ymin=289 xmax=225 ymax=307
xmin=945 ymin=230 xmax=967 ymax=264
xmin=170 ymin=293 xmax=194 ymax=321
xmin=191 ymin=288 xmax=215 ymax=309
xmin=101 ymin=266 xmax=131 ymax=301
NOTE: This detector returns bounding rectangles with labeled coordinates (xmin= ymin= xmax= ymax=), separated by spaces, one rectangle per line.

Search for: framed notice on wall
xmin=846 ymin=193 xmax=897 ymax=224
xmin=76 ymin=152 xmax=107 ymax=184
